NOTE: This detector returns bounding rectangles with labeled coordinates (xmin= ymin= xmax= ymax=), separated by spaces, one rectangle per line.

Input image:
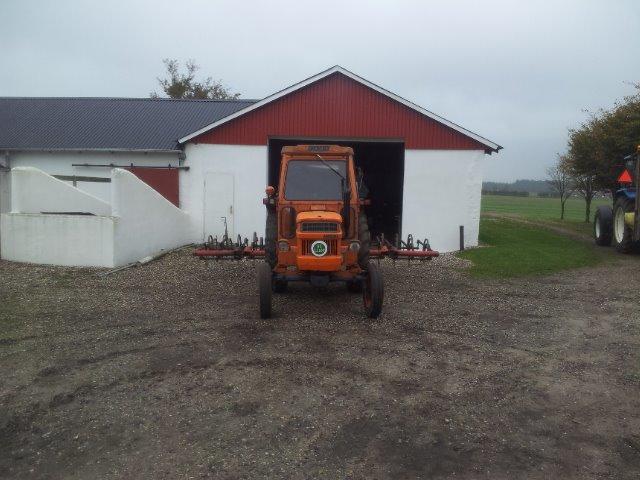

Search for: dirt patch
xmin=1 ymin=250 xmax=640 ymax=479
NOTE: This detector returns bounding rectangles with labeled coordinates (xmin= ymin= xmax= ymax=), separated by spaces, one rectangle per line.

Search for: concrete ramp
xmin=1 ymin=167 xmax=191 ymax=267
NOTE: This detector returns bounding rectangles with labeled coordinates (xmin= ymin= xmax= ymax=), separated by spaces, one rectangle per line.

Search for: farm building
xmin=0 ymin=66 xmax=501 ymax=267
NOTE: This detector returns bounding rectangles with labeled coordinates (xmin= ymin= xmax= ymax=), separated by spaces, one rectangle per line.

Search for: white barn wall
xmin=402 ymin=149 xmax=485 ymax=252
xmin=180 ymin=143 xmax=267 ymax=242
xmin=7 ymin=150 xmax=181 ymax=203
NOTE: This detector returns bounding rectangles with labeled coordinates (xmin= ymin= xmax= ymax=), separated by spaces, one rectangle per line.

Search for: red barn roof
xmin=179 ymin=66 xmax=501 ymax=153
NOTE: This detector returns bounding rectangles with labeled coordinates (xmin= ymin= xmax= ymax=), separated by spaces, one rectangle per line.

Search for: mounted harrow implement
xmin=194 ymin=233 xmax=439 ymax=261
xmin=195 ymin=144 xmax=439 ymax=319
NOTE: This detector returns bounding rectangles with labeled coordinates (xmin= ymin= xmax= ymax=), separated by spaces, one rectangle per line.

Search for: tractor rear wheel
xmin=594 ymin=205 xmax=613 ymax=246
xmin=612 ymin=198 xmax=636 ymax=253
xmin=358 ymin=212 xmax=371 ymax=269
xmin=257 ymin=262 xmax=272 ymax=319
xmin=265 ymin=209 xmax=277 ymax=268
xmin=363 ymin=262 xmax=383 ymax=318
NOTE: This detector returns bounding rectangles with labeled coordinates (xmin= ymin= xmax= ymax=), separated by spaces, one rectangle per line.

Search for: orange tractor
xmin=195 ymin=145 xmax=438 ymax=319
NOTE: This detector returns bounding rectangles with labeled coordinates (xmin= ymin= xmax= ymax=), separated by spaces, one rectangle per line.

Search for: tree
xmin=568 ymin=82 xmax=640 ymax=192
xmin=151 ymin=59 xmax=240 ymax=100
xmin=572 ymin=169 xmax=597 ymax=223
xmin=547 ymin=155 xmax=574 ymax=220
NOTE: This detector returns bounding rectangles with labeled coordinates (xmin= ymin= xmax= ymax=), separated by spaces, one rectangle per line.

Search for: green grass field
xmin=481 ymin=194 xmax=610 ymax=236
xmin=482 ymin=194 xmax=609 ymax=222
xmin=458 ymin=217 xmax=605 ymax=277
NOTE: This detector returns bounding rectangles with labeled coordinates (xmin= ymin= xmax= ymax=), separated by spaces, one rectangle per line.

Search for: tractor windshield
xmin=284 ymin=159 xmax=348 ymax=200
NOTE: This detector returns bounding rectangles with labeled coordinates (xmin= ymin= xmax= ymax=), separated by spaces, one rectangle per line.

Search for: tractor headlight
xmin=349 ymin=241 xmax=360 ymax=252
xmin=278 ymin=240 xmax=290 ymax=252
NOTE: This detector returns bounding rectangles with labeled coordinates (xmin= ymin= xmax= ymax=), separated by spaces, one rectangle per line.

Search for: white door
xmin=204 ymin=172 xmax=234 ymax=240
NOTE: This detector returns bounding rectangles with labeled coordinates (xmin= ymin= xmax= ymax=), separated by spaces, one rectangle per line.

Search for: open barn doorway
xmin=268 ymin=138 xmax=405 ymax=240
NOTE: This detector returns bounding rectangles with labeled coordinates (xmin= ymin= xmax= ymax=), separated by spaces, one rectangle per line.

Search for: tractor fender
xmin=615 ymin=188 xmax=636 ymax=201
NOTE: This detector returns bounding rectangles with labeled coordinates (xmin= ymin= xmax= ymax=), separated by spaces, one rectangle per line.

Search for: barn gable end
xmin=182 ymin=67 xmax=499 ymax=152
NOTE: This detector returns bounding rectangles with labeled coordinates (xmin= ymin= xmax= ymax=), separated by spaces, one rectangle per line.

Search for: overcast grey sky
xmin=1 ymin=0 xmax=638 ymax=181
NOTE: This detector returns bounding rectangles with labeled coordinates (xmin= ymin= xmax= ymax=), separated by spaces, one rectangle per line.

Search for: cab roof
xmin=281 ymin=145 xmax=353 ymax=156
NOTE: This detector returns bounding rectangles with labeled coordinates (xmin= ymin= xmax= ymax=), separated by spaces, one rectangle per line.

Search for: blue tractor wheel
xmin=612 ymin=198 xmax=636 ymax=253
xmin=594 ymin=205 xmax=613 ymax=246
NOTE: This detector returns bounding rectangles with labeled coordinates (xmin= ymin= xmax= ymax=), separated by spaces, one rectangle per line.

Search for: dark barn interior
xmin=267 ymin=138 xmax=405 ymax=240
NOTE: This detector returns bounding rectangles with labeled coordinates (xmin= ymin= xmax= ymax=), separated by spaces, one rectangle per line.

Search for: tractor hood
xmin=296 ymin=211 xmax=342 ymax=223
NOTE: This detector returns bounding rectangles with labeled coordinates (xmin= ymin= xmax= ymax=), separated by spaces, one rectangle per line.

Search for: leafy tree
xmin=151 ymin=59 xmax=240 ymax=100
xmin=547 ymin=155 xmax=574 ymax=220
xmin=568 ymin=83 xmax=640 ymax=192
xmin=564 ymin=82 xmax=640 ymax=222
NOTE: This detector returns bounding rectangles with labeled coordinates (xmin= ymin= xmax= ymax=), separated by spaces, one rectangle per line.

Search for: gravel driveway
xmin=1 ymin=249 xmax=640 ymax=479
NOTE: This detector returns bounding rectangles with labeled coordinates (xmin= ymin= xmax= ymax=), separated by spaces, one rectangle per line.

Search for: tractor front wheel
xmin=594 ymin=205 xmax=613 ymax=247
xmin=612 ymin=198 xmax=636 ymax=253
xmin=358 ymin=212 xmax=371 ymax=269
xmin=265 ymin=209 xmax=277 ymax=268
xmin=257 ymin=262 xmax=273 ymax=319
xmin=363 ymin=262 xmax=383 ymax=318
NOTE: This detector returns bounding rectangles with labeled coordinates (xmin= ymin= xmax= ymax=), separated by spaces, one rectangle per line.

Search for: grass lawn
xmin=458 ymin=217 xmax=606 ymax=278
xmin=482 ymin=195 xmax=610 ymax=235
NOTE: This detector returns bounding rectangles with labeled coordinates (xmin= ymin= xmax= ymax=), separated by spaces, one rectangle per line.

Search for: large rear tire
xmin=358 ymin=212 xmax=371 ymax=269
xmin=363 ymin=262 xmax=383 ymax=319
xmin=257 ymin=262 xmax=272 ymax=319
xmin=265 ymin=209 xmax=277 ymax=268
xmin=594 ymin=205 xmax=613 ymax=247
xmin=612 ymin=198 xmax=636 ymax=254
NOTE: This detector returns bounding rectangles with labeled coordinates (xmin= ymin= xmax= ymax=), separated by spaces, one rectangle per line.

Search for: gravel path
xmin=1 ymin=249 xmax=640 ymax=479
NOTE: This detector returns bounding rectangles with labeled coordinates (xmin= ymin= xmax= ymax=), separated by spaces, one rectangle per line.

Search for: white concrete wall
xmin=8 ymin=150 xmax=181 ymax=203
xmin=180 ymin=143 xmax=267 ymax=242
xmin=0 ymin=167 xmax=116 ymax=267
xmin=0 ymin=213 xmax=114 ymax=267
xmin=10 ymin=167 xmax=111 ymax=215
xmin=1 ymin=167 xmax=191 ymax=268
xmin=111 ymin=169 xmax=192 ymax=266
xmin=402 ymin=149 xmax=485 ymax=252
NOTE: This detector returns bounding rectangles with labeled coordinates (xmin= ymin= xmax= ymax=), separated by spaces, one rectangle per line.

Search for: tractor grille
xmin=301 ymin=239 xmax=339 ymax=256
xmin=300 ymin=222 xmax=339 ymax=232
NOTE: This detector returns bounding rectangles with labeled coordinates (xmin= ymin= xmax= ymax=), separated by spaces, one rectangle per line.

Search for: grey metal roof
xmin=0 ymin=97 xmax=258 ymax=151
